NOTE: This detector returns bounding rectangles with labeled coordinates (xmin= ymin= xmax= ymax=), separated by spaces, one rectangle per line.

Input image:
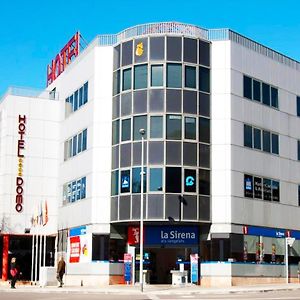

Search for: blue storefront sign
xmin=145 ymin=226 xmax=198 ymax=245
xmin=245 ymin=226 xmax=285 ymax=238
xmin=70 ymin=225 xmax=87 ymax=237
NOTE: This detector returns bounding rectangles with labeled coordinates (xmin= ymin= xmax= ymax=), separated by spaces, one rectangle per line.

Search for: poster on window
xmin=244 ymin=175 xmax=253 ymax=198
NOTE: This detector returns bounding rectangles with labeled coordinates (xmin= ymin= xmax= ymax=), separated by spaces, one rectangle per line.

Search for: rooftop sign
xmin=47 ymin=32 xmax=80 ymax=86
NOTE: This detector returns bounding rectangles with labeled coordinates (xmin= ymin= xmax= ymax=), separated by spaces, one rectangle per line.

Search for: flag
xmin=42 ymin=200 xmax=48 ymax=226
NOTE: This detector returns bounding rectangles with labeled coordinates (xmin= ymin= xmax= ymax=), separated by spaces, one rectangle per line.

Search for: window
xmin=199 ymin=117 xmax=210 ymax=143
xmin=122 ymin=68 xmax=132 ymax=91
xmin=199 ymin=40 xmax=210 ymax=66
xmin=253 ymin=80 xmax=261 ymax=102
xmin=298 ymin=185 xmax=300 ymax=206
xmin=199 ymin=169 xmax=210 ymax=195
xmin=254 ymin=177 xmax=262 ymax=199
xmin=83 ymin=82 xmax=88 ymax=104
xmin=111 ymin=170 xmax=119 ymax=196
xmin=253 ymin=128 xmax=261 ymax=150
xmin=132 ymin=167 xmax=147 ymax=193
xmin=65 ymin=82 xmax=89 ymax=115
xmin=112 ymin=120 xmax=119 ymax=145
xmin=262 ymin=83 xmax=270 ymax=106
xmin=263 ymin=130 xmax=271 ymax=153
xmin=185 ymin=117 xmax=196 ymax=140
xmin=113 ymin=71 xmax=120 ymax=95
xmin=297 ymin=96 xmax=300 ymax=117
xmin=92 ymin=235 xmax=109 ymax=261
xmin=244 ymin=174 xmax=253 ymax=198
xmin=185 ymin=66 xmax=196 ymax=88
xmin=64 ymin=129 xmax=88 ymax=161
xmin=150 ymin=168 xmax=163 ymax=191
xmin=243 ymin=76 xmax=252 ymax=99
xmin=272 ymin=180 xmax=279 ymax=202
xmin=271 ymin=87 xmax=278 ymax=108
xmin=151 ymin=65 xmax=163 ymax=87
xmin=120 ymin=170 xmax=130 ymax=193
xmin=150 ymin=37 xmax=165 ymax=60
xmin=199 ymin=67 xmax=210 ymax=93
xmin=134 ymin=64 xmax=147 ymax=89
xmin=166 ymin=115 xmax=182 ymax=140
xmin=244 ymin=125 xmax=253 ymax=148
xmin=133 ymin=115 xmax=147 ymax=140
xmin=184 ymin=169 xmax=196 ymax=193
xmin=184 ymin=38 xmax=197 ymax=63
xmin=79 ymin=87 xmax=83 ymax=106
xmin=72 ymin=135 xmax=77 ymax=156
xmin=82 ymin=129 xmax=87 ymax=151
xmin=167 ymin=37 xmax=182 ymax=61
xmin=298 ymin=140 xmax=300 ymax=161
xmin=150 ymin=116 xmax=163 ymax=138
xmin=263 ymin=178 xmax=272 ymax=201
xmin=63 ymin=176 xmax=86 ymax=204
xmin=121 ymin=119 xmax=131 ymax=141
xmin=271 ymin=134 xmax=279 ymax=154
xmin=73 ymin=90 xmax=78 ymax=111
xmin=165 ymin=167 xmax=181 ymax=193
xmin=167 ymin=64 xmax=182 ymax=88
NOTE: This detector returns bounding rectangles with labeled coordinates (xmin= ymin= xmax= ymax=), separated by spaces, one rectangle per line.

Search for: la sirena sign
xmin=47 ymin=32 xmax=80 ymax=86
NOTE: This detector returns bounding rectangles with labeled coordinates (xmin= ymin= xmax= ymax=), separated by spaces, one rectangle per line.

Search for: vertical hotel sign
xmin=46 ymin=32 xmax=80 ymax=86
xmin=16 ymin=115 xmax=26 ymax=212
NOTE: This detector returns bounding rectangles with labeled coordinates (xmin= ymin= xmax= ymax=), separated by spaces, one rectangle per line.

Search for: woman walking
xmin=10 ymin=257 xmax=18 ymax=289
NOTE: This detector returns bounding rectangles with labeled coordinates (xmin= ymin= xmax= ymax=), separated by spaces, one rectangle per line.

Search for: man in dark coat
xmin=57 ymin=256 xmax=66 ymax=287
xmin=10 ymin=257 xmax=18 ymax=289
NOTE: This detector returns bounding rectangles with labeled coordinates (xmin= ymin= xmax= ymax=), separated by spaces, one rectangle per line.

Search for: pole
xmin=139 ymin=129 xmax=145 ymax=292
xmin=43 ymin=234 xmax=46 ymax=267
xmin=34 ymin=232 xmax=38 ymax=284
xmin=31 ymin=233 xmax=35 ymax=282
xmin=39 ymin=230 xmax=42 ymax=283
xmin=285 ymin=238 xmax=288 ymax=284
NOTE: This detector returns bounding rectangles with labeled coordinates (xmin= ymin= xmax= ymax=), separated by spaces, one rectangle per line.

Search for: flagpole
xmin=43 ymin=234 xmax=46 ymax=267
xmin=31 ymin=231 xmax=35 ymax=283
xmin=34 ymin=230 xmax=38 ymax=284
xmin=39 ymin=225 xmax=42 ymax=283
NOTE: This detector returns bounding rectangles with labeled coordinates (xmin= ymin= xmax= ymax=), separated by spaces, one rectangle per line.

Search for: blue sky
xmin=1 ymin=0 xmax=300 ymax=96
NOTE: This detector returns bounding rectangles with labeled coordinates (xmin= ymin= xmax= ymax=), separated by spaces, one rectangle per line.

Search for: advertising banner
xmin=190 ymin=254 xmax=199 ymax=284
xmin=124 ymin=253 xmax=132 ymax=283
xmin=69 ymin=226 xmax=90 ymax=263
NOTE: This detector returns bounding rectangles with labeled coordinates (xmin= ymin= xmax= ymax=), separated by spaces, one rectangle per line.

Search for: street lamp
xmin=139 ymin=128 xmax=145 ymax=292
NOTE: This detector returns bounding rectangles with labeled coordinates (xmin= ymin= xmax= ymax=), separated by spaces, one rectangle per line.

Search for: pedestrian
xmin=10 ymin=257 xmax=18 ymax=289
xmin=56 ymin=256 xmax=66 ymax=287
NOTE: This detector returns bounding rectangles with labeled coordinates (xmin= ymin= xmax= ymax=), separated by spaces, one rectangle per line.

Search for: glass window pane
xmin=298 ymin=140 xmax=300 ymax=161
xmin=199 ymin=92 xmax=210 ymax=117
xmin=83 ymin=82 xmax=88 ymax=104
xmin=148 ymin=141 xmax=164 ymax=164
xmin=121 ymin=92 xmax=132 ymax=116
xmin=183 ymin=90 xmax=197 ymax=114
xmin=113 ymin=44 xmax=120 ymax=70
xmin=199 ymin=196 xmax=210 ymax=221
xmin=263 ymin=130 xmax=271 ymax=152
xmin=199 ymin=169 xmax=210 ymax=195
xmin=243 ymin=76 xmax=252 ymax=99
xmin=149 ymin=89 xmax=164 ymax=112
xmin=150 ymin=37 xmax=165 ymax=60
xmin=82 ymin=129 xmax=87 ymax=151
xmin=68 ymin=139 xmax=72 ymax=158
xmin=150 ymin=168 xmax=163 ymax=192
xmin=166 ymin=167 xmax=181 ymax=193
xmin=166 ymin=89 xmax=181 ymax=113
xmin=244 ymin=174 xmax=253 ymax=198
xmin=167 ymin=37 xmax=182 ymax=61
xmin=133 ymin=90 xmax=147 ymax=114
xmin=79 ymin=87 xmax=83 ymax=107
xmin=112 ymin=95 xmax=120 ymax=119
xmin=271 ymin=134 xmax=279 ymax=155
xmin=297 ymin=96 xmax=300 ymax=117
xmin=74 ymin=90 xmax=78 ymax=111
xmin=121 ymin=170 xmax=130 ymax=193
xmin=148 ymin=194 xmax=164 ymax=219
xmin=113 ymin=70 xmax=120 ymax=95
xmin=184 ymin=38 xmax=197 ymax=63
xmin=134 ymin=38 xmax=147 ymax=63
xmin=77 ymin=132 xmax=82 ymax=153
xmin=254 ymin=177 xmax=262 ymax=199
xmin=134 ymin=64 xmax=147 ymax=89
xmin=244 ymin=125 xmax=252 ymax=148
xmin=253 ymin=80 xmax=261 ymax=102
xmin=120 ymin=143 xmax=131 ymax=168
xmin=199 ymin=117 xmax=210 ymax=143
xmin=185 ymin=117 xmax=196 ymax=140
xmin=151 ymin=65 xmax=163 ymax=87
xmin=133 ymin=115 xmax=147 ymax=140
xmin=199 ymin=67 xmax=210 ymax=93
xmin=263 ymin=178 xmax=272 ymax=201
xmin=72 ymin=135 xmax=77 ymax=156
xmin=132 ymin=167 xmax=141 ymax=193
xmin=111 ymin=170 xmax=119 ymax=196
xmin=184 ymin=169 xmax=196 ymax=192
xmin=199 ymin=143 xmax=210 ymax=168
xmin=199 ymin=40 xmax=210 ymax=67
xmin=253 ymin=128 xmax=261 ymax=150
xmin=121 ymin=118 xmax=131 ymax=141
xmin=111 ymin=145 xmax=119 ymax=169
xmin=122 ymin=68 xmax=132 ymax=91
xmin=122 ymin=40 xmax=133 ymax=66
xmin=185 ymin=66 xmax=196 ymax=88
xmin=167 ymin=64 xmax=182 ymax=88
xmin=150 ymin=116 xmax=163 ymax=138
xmin=182 ymin=195 xmax=197 ymax=220
xmin=183 ymin=142 xmax=197 ymax=166
xmin=272 ymin=180 xmax=280 ymax=202
xmin=166 ymin=115 xmax=182 ymax=140
xmin=112 ymin=120 xmax=119 ymax=145
xmin=166 ymin=141 xmax=181 ymax=165
xmin=271 ymin=87 xmax=278 ymax=108
xmin=69 ymin=95 xmax=74 ymax=112
xmin=262 ymin=83 xmax=270 ymax=106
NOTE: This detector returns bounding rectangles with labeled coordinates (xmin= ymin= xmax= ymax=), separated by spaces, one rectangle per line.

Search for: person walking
xmin=10 ymin=257 xmax=18 ymax=289
xmin=56 ymin=256 xmax=66 ymax=287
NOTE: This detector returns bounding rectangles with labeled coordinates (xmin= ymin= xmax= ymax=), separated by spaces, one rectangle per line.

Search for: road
xmin=2 ymin=290 xmax=300 ymax=300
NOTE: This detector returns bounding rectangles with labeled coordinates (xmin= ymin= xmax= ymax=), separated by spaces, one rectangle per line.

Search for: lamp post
xmin=139 ymin=128 xmax=145 ymax=292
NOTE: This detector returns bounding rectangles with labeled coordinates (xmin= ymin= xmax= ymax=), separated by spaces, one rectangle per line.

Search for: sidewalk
xmin=1 ymin=282 xmax=300 ymax=295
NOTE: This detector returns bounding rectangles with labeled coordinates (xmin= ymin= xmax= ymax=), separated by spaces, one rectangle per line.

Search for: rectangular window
xmin=298 ymin=140 xmax=300 ymax=161
xmin=121 ymin=170 xmax=130 ymax=193
xmin=68 ymin=139 xmax=72 ymax=158
xmin=297 ymin=96 xmax=300 ymax=117
xmin=82 ymin=129 xmax=87 ymax=151
xmin=166 ymin=115 xmax=182 ymax=140
xmin=263 ymin=178 xmax=272 ymax=201
xmin=83 ymin=82 xmax=88 ymax=104
xmin=111 ymin=170 xmax=119 ymax=196
xmin=150 ymin=168 xmax=163 ymax=191
xmin=72 ymin=135 xmax=77 ymax=157
xmin=272 ymin=180 xmax=279 ymax=202
xmin=271 ymin=133 xmax=279 ymax=155
xmin=185 ymin=66 xmax=196 ymax=89
xmin=184 ymin=169 xmax=196 ymax=193
xmin=134 ymin=64 xmax=148 ymax=89
xmin=77 ymin=132 xmax=82 ymax=153
xmin=244 ymin=174 xmax=253 ymax=198
xmin=298 ymin=185 xmax=300 ymax=206
xmin=185 ymin=117 xmax=196 ymax=140
xmin=150 ymin=116 xmax=163 ymax=138
xmin=199 ymin=66 xmax=210 ymax=93
xmin=262 ymin=83 xmax=270 ymax=106
xmin=69 ymin=95 xmax=74 ymax=111
xmin=133 ymin=115 xmax=147 ymax=140
xmin=113 ymin=71 xmax=120 ymax=95
xmin=263 ymin=130 xmax=271 ymax=153
xmin=81 ymin=177 xmax=86 ymax=199
xmin=254 ymin=177 xmax=262 ymax=199
xmin=79 ymin=86 xmax=84 ymax=107
xmin=121 ymin=118 xmax=131 ymax=141
xmin=165 ymin=167 xmax=181 ymax=193
xmin=122 ymin=68 xmax=132 ymax=91
xmin=166 ymin=64 xmax=182 ymax=88
xmin=76 ymin=179 xmax=81 ymax=200
xmin=92 ymin=235 xmax=109 ymax=261
xmin=244 ymin=125 xmax=252 ymax=148
xmin=253 ymin=80 xmax=261 ymax=102
xmin=151 ymin=65 xmax=163 ymax=87
xmin=243 ymin=76 xmax=252 ymax=99
xmin=73 ymin=90 xmax=79 ymax=111
xmin=199 ymin=117 xmax=210 ymax=143
xmin=132 ymin=167 xmax=147 ymax=193
xmin=112 ymin=120 xmax=119 ymax=145
xmin=271 ymin=87 xmax=278 ymax=108
xmin=253 ymin=128 xmax=261 ymax=150
xmin=199 ymin=169 xmax=210 ymax=195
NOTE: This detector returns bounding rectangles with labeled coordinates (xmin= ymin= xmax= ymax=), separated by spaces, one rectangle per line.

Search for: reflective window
xmin=253 ymin=80 xmax=261 ymax=102
xmin=151 ymin=65 xmax=163 ymax=87
xmin=121 ymin=118 xmax=131 ymax=141
xmin=183 ymin=143 xmax=197 ymax=166
xmin=262 ymin=83 xmax=270 ymax=106
xmin=72 ymin=135 xmax=77 ymax=156
xmin=199 ymin=67 xmax=210 ymax=93
xmin=134 ymin=38 xmax=147 ymax=63
xmin=64 ymin=129 xmax=88 ymax=160
xmin=263 ymin=178 xmax=272 ymax=201
xmin=113 ymin=44 xmax=120 ymax=70
xmin=263 ymin=130 xmax=271 ymax=153
xmin=132 ymin=167 xmax=147 ymax=193
xmin=243 ymin=76 xmax=252 ymax=99
xmin=298 ymin=140 xmax=300 ymax=161
xmin=271 ymin=87 xmax=278 ymax=108
xmin=199 ymin=40 xmax=210 ymax=66
xmin=166 ymin=89 xmax=181 ymax=113
xmin=184 ymin=169 xmax=196 ymax=193
xmin=150 ymin=37 xmax=165 ymax=60
xmin=150 ymin=116 xmax=163 ymax=138
xmin=185 ymin=117 xmax=196 ymax=140
xmin=113 ymin=70 xmax=120 ymax=95
xmin=272 ymin=180 xmax=280 ymax=202
xmin=199 ymin=117 xmax=210 ymax=143
xmin=199 ymin=169 xmax=210 ymax=195
xmin=120 ymin=170 xmax=130 ymax=193
xmin=244 ymin=124 xmax=252 ymax=148
xmin=199 ymin=143 xmax=210 ymax=168
xmin=133 ymin=90 xmax=147 ymax=114
xmin=112 ymin=96 xmax=120 ymax=119
xmin=167 ymin=64 xmax=182 ymax=88
xmin=122 ymin=68 xmax=132 ymax=91
xmin=83 ymin=82 xmax=88 ymax=104
xmin=133 ymin=115 xmax=147 ymax=140
xmin=254 ymin=177 xmax=262 ymax=199
xmin=79 ymin=87 xmax=83 ymax=107
xmin=166 ymin=115 xmax=182 ymax=140
xmin=149 ymin=89 xmax=164 ymax=112
xmin=253 ymin=128 xmax=261 ymax=150
xmin=148 ymin=141 xmax=164 ymax=164
xmin=184 ymin=38 xmax=197 ymax=63
xmin=121 ymin=41 xmax=133 ymax=66
xmin=199 ymin=92 xmax=210 ymax=117
xmin=185 ymin=66 xmax=196 ymax=88
xmin=111 ymin=170 xmax=119 ymax=196
xmin=166 ymin=142 xmax=181 ymax=165
xmin=73 ymin=90 xmax=78 ymax=111
xmin=271 ymin=133 xmax=279 ymax=155
xmin=183 ymin=90 xmax=197 ymax=114
xmin=297 ymin=96 xmax=300 ymax=117
xmin=166 ymin=167 xmax=181 ymax=193
xmin=82 ymin=129 xmax=87 ymax=151
xmin=167 ymin=37 xmax=182 ymax=61
xmin=121 ymin=92 xmax=132 ymax=116
xmin=77 ymin=132 xmax=82 ymax=153
xmin=134 ymin=64 xmax=147 ymax=89
xmin=150 ymin=168 xmax=163 ymax=192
